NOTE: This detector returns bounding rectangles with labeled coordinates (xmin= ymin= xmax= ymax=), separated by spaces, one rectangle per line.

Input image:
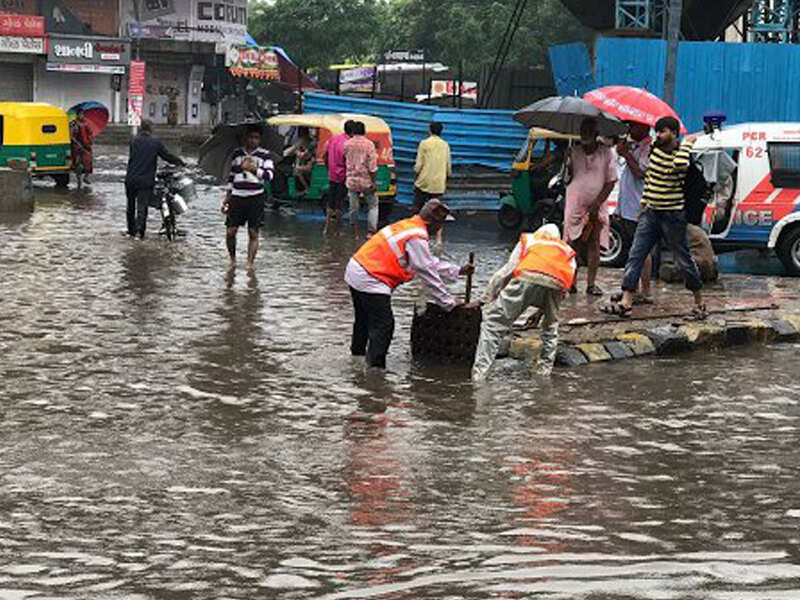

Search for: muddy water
xmin=1 ymin=157 xmax=800 ymax=599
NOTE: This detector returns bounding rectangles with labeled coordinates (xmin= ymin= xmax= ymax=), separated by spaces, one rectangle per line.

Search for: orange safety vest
xmin=513 ymin=231 xmax=577 ymax=290
xmin=353 ymin=215 xmax=430 ymax=288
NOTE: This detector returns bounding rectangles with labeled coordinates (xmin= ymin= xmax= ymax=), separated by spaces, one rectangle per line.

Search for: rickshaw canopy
xmin=528 ymin=127 xmax=580 ymax=142
xmin=267 ymin=113 xmax=391 ymax=136
xmin=0 ymin=102 xmax=70 ymax=146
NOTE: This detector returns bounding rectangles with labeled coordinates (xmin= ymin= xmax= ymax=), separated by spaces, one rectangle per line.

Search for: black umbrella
xmin=198 ymin=120 xmax=284 ymax=182
xmin=514 ymin=96 xmax=628 ymax=138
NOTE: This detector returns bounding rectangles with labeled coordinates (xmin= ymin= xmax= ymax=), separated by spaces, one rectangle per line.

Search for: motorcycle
xmin=150 ymin=168 xmax=197 ymax=241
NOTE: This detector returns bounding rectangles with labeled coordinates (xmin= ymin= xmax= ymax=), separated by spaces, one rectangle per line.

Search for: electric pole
xmin=663 ymin=0 xmax=683 ymax=106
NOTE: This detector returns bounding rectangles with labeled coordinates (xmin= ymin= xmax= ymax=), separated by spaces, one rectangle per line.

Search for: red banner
xmin=128 ymin=60 xmax=146 ymax=126
xmin=0 ymin=14 xmax=44 ymax=37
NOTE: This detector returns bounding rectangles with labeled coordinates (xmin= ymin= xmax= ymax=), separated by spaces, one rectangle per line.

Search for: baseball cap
xmin=419 ymin=199 xmax=455 ymax=224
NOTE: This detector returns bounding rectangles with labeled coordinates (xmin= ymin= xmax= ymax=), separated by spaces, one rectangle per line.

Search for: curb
xmin=508 ymin=311 xmax=800 ymax=368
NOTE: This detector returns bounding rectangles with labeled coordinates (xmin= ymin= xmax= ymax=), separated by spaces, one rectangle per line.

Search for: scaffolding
xmin=749 ymin=0 xmax=800 ymax=42
xmin=615 ymin=0 xmax=670 ymax=36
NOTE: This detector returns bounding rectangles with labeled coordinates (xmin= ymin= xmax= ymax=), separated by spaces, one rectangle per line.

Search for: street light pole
xmin=663 ymin=0 xmax=683 ymax=107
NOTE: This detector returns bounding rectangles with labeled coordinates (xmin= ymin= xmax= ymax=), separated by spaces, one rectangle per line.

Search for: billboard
xmin=125 ymin=0 xmax=247 ymax=45
xmin=227 ymin=45 xmax=279 ymax=80
xmin=339 ymin=66 xmax=376 ymax=93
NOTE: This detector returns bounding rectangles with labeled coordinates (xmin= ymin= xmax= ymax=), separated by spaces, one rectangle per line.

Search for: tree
xmin=249 ymin=0 xmax=385 ymax=70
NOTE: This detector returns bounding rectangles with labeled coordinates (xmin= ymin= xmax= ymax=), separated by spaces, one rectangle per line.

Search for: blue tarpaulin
xmin=548 ymin=42 xmax=596 ymax=97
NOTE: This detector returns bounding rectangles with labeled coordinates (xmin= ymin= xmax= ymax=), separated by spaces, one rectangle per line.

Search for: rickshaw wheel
xmin=498 ymin=204 xmax=522 ymax=230
xmin=52 ymin=173 xmax=70 ymax=188
xmin=777 ymin=226 xmax=800 ymax=276
xmin=600 ymin=218 xmax=631 ymax=269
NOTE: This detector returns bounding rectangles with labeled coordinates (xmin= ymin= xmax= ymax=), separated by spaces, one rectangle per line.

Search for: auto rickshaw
xmin=267 ymin=113 xmax=397 ymax=222
xmin=0 ymin=102 xmax=71 ymax=187
xmin=498 ymin=126 xmax=631 ymax=268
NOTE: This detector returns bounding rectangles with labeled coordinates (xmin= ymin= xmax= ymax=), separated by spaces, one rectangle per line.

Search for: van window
xmin=768 ymin=142 xmax=800 ymax=188
xmin=42 ymin=124 xmax=57 ymax=134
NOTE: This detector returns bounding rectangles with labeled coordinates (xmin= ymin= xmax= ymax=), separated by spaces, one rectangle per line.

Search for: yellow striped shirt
xmin=642 ymin=140 xmax=695 ymax=211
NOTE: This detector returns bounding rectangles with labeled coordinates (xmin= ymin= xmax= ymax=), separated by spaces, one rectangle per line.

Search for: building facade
xmin=0 ymin=0 xmax=248 ymax=126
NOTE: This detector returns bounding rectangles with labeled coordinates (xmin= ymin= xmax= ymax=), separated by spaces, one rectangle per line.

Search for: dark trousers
xmin=126 ymin=184 xmax=154 ymax=237
xmin=622 ymin=208 xmax=702 ymax=293
xmin=350 ymin=287 xmax=395 ymax=368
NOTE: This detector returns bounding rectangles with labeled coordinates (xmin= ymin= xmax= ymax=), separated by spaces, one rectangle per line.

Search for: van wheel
xmin=777 ymin=226 xmax=800 ymax=276
xmin=498 ymin=204 xmax=522 ymax=230
xmin=600 ymin=218 xmax=631 ymax=268
xmin=52 ymin=174 xmax=70 ymax=188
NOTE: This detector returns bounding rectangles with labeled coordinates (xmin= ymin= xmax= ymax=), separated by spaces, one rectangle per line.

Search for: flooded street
xmin=2 ymin=154 xmax=800 ymax=599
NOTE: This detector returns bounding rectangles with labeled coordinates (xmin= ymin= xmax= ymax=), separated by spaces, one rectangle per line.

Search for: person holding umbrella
xmin=69 ymin=109 xmax=93 ymax=185
xmin=563 ymin=117 xmax=618 ymax=296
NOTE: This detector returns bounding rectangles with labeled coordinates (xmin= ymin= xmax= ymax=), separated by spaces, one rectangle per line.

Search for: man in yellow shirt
xmin=413 ymin=122 xmax=452 ymax=212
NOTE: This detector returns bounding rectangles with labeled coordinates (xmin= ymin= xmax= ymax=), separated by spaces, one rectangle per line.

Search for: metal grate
xmin=615 ymin=0 xmax=670 ymax=36
xmin=749 ymin=0 xmax=800 ymax=42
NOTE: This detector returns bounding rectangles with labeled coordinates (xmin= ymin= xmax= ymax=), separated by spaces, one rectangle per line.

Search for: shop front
xmin=0 ymin=14 xmax=46 ymax=101
xmin=36 ymin=35 xmax=131 ymax=123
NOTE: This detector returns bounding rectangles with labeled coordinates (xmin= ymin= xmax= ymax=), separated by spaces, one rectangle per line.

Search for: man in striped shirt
xmin=221 ymin=125 xmax=274 ymax=269
xmin=605 ymin=116 xmax=706 ymax=319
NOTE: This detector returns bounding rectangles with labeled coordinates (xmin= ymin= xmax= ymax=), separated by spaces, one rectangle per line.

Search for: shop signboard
xmin=0 ymin=14 xmax=44 ymax=36
xmin=227 ymin=45 xmax=279 ymax=80
xmin=128 ymin=60 xmax=146 ymax=127
xmin=47 ymin=36 xmax=131 ymax=70
xmin=430 ymin=79 xmax=478 ymax=101
xmin=340 ymin=66 xmax=376 ymax=93
xmin=383 ymin=49 xmax=424 ymax=63
xmin=0 ymin=35 xmax=44 ymax=53
xmin=127 ymin=0 xmax=247 ymax=45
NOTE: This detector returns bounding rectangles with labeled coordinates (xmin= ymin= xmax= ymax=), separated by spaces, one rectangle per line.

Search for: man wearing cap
xmin=472 ymin=224 xmax=577 ymax=382
xmin=345 ymin=199 xmax=474 ymax=369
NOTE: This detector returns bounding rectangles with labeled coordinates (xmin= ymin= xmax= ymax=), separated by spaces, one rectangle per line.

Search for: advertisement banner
xmin=47 ymin=37 xmax=131 ymax=66
xmin=127 ymin=0 xmax=247 ymax=45
xmin=128 ymin=60 xmax=146 ymax=127
xmin=0 ymin=14 xmax=44 ymax=36
xmin=431 ymin=80 xmax=478 ymax=101
xmin=0 ymin=35 xmax=44 ymax=53
xmin=340 ymin=66 xmax=376 ymax=93
xmin=227 ymin=45 xmax=279 ymax=80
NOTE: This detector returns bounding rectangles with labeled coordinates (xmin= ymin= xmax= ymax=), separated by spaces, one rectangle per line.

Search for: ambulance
xmin=693 ymin=122 xmax=800 ymax=275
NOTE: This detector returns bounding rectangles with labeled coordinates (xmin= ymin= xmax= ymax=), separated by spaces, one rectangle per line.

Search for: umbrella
xmin=584 ymin=86 xmax=687 ymax=134
xmin=198 ymin=120 xmax=284 ymax=182
xmin=514 ymin=96 xmax=627 ymax=138
xmin=67 ymin=101 xmax=110 ymax=140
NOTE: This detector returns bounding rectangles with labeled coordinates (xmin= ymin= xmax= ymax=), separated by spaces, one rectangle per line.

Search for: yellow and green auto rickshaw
xmin=0 ymin=102 xmax=71 ymax=187
xmin=267 ymin=113 xmax=397 ymax=222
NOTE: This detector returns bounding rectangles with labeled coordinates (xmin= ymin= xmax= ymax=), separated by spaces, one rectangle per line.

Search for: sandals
xmin=586 ymin=285 xmax=604 ymax=297
xmin=687 ymin=304 xmax=708 ymax=321
xmin=600 ymin=303 xmax=632 ymax=318
xmin=611 ymin=292 xmax=654 ymax=306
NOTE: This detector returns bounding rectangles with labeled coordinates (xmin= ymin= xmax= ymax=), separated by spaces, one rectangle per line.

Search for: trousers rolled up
xmin=125 ymin=184 xmax=154 ymax=237
xmin=472 ymin=278 xmax=561 ymax=381
xmin=348 ymin=190 xmax=379 ymax=234
xmin=349 ymin=287 xmax=395 ymax=368
xmin=622 ymin=208 xmax=702 ymax=293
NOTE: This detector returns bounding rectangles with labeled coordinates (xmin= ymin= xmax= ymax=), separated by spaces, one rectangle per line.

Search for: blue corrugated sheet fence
xmin=303 ymin=91 xmax=528 ymax=210
xmin=548 ymin=42 xmax=596 ymax=97
xmin=553 ymin=37 xmax=800 ymax=134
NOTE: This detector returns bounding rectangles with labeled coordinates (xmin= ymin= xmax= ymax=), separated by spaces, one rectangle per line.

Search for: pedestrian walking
xmin=413 ymin=122 xmax=451 ymax=212
xmin=602 ymin=116 xmax=705 ymax=319
xmin=124 ymin=119 xmax=185 ymax=239
xmin=220 ymin=125 xmax=274 ymax=270
xmin=472 ymin=224 xmax=576 ymax=382
xmin=323 ymin=120 xmax=355 ymax=235
xmin=70 ymin=109 xmax=93 ymax=185
xmin=563 ymin=117 xmax=618 ymax=296
xmin=344 ymin=121 xmax=379 ymax=240
xmin=611 ymin=121 xmax=653 ymax=305
xmin=344 ymin=199 xmax=474 ymax=369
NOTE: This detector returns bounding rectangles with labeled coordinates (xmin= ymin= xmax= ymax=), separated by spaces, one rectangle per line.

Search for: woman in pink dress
xmin=563 ymin=118 xmax=618 ymax=295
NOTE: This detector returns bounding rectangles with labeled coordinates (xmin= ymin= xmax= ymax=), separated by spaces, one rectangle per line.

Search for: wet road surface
xmin=2 ymin=156 xmax=800 ymax=599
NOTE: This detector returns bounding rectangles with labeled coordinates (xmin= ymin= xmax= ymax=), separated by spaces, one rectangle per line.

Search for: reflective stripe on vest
xmin=513 ymin=232 xmax=576 ymax=290
xmin=353 ymin=215 xmax=430 ymax=288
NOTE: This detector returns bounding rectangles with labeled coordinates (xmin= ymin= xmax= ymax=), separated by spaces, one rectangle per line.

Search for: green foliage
xmin=249 ymin=0 xmax=590 ymax=76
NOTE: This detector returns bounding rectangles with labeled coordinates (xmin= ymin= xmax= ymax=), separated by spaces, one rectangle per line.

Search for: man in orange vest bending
xmin=472 ymin=224 xmax=577 ymax=382
xmin=345 ymin=199 xmax=474 ymax=368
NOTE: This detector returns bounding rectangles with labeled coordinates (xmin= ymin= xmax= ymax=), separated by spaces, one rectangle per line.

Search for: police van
xmin=693 ymin=122 xmax=800 ymax=275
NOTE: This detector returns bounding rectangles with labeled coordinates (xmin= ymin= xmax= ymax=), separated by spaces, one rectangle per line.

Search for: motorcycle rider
xmin=125 ymin=120 xmax=185 ymax=239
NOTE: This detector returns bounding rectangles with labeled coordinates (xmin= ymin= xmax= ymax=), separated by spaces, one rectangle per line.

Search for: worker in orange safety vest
xmin=472 ymin=223 xmax=577 ymax=382
xmin=344 ymin=199 xmax=475 ymax=368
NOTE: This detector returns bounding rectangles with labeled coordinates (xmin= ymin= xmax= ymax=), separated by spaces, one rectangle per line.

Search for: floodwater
xmin=2 ymin=155 xmax=800 ymax=599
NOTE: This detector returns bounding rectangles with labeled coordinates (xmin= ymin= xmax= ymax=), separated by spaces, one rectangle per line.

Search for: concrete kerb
xmin=506 ymin=311 xmax=800 ymax=370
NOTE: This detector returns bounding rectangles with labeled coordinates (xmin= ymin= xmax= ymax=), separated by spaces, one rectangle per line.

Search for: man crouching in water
xmin=472 ymin=224 xmax=577 ymax=382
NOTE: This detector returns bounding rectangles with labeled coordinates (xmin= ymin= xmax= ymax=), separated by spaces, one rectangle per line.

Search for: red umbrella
xmin=584 ymin=86 xmax=687 ymax=134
